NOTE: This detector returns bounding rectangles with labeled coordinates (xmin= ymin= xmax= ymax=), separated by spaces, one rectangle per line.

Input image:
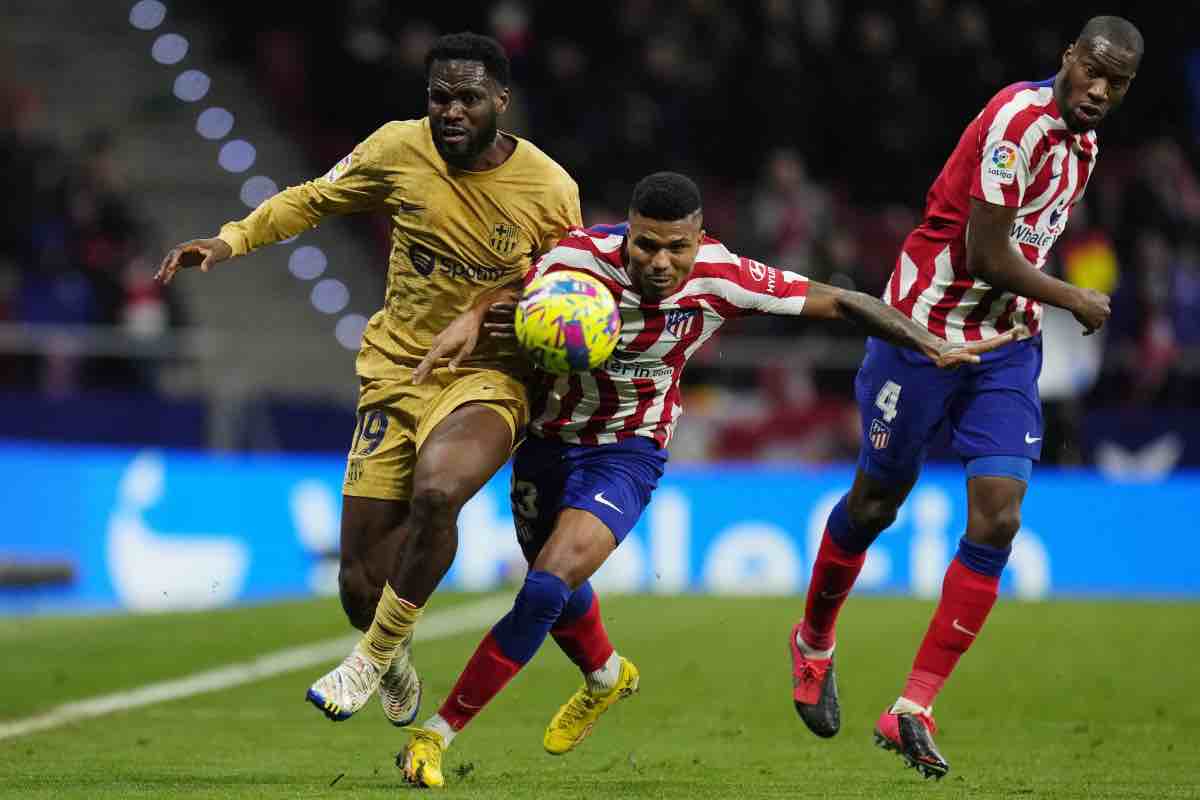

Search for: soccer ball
xmin=515 ymin=270 xmax=621 ymax=374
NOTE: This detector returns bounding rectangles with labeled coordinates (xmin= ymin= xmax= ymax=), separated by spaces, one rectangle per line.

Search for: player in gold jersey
xmin=155 ymin=33 xmax=580 ymax=727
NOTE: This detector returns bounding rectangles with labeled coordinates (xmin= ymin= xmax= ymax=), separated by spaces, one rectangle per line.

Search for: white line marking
xmin=0 ymin=595 xmax=509 ymax=741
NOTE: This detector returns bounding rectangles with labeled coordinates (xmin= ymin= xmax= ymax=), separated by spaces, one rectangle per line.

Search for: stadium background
xmin=2 ymin=5 xmax=1198 ymax=798
xmin=2 ymin=1 xmax=1198 ymax=607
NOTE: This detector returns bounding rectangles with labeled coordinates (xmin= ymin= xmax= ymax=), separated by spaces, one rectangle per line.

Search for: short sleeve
xmin=524 ymin=230 xmax=590 ymax=286
xmin=733 ymin=257 xmax=810 ymax=316
xmin=536 ymin=179 xmax=583 ymax=256
xmin=971 ymin=102 xmax=1042 ymax=208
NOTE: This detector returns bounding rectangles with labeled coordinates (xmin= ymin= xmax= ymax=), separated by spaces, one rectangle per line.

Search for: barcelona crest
xmin=491 ymin=221 xmax=519 ymax=255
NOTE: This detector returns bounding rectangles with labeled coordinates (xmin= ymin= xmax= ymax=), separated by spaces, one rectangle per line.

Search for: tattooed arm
xmin=801 ymin=282 xmax=1024 ymax=368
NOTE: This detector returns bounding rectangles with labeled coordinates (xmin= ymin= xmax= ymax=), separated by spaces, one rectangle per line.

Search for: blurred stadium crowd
xmin=2 ymin=1 xmax=1199 ymax=467
xmin=0 ymin=93 xmax=184 ymax=391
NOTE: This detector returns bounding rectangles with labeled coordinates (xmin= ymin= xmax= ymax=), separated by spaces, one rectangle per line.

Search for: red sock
xmin=551 ymin=593 xmax=613 ymax=673
xmin=902 ymin=558 xmax=1000 ymax=708
xmin=437 ymin=632 xmax=522 ymax=731
xmin=799 ymin=530 xmax=867 ymax=651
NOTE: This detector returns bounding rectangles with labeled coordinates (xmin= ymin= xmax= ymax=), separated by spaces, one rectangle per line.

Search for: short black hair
xmin=425 ymin=32 xmax=511 ymax=87
xmin=629 ymin=172 xmax=702 ymax=221
xmin=1076 ymin=16 xmax=1144 ymax=62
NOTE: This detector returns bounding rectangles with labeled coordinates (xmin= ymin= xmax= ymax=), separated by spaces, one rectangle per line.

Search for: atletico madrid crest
xmin=869 ymin=418 xmax=891 ymax=450
xmin=665 ymin=308 xmax=699 ymax=338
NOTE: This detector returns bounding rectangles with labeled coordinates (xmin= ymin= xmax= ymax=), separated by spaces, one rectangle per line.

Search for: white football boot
xmin=306 ymin=645 xmax=383 ymax=721
xmin=379 ymin=638 xmax=422 ymax=726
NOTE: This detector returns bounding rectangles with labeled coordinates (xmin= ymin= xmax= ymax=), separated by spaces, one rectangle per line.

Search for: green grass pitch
xmin=1 ymin=593 xmax=1197 ymax=799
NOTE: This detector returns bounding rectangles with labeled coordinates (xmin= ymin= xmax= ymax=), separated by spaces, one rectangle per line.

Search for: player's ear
xmin=1062 ymin=43 xmax=1075 ymax=69
xmin=493 ymin=85 xmax=511 ymax=115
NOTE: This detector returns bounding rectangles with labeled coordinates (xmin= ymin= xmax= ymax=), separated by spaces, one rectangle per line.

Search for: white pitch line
xmin=0 ymin=594 xmax=510 ymax=741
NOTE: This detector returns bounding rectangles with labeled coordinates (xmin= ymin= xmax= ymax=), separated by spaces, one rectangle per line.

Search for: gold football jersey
xmin=218 ymin=118 xmax=581 ymax=379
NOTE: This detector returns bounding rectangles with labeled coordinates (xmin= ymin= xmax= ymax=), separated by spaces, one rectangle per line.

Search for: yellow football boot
xmin=399 ymin=727 xmax=446 ymax=788
xmin=543 ymin=657 xmax=639 ymax=755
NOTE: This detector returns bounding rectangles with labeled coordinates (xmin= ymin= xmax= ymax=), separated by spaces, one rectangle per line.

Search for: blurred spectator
xmin=1039 ymin=203 xmax=1114 ymax=465
xmin=1058 ymin=201 xmax=1120 ymax=297
xmin=0 ymin=82 xmax=65 ymax=266
xmin=529 ymin=38 xmax=595 ymax=181
xmin=711 ymin=364 xmax=859 ymax=464
xmin=490 ymin=2 xmax=533 ymax=64
xmin=1121 ymin=137 xmax=1200 ymax=247
xmin=1 ymin=109 xmax=183 ymax=392
xmin=1131 ymin=230 xmax=1180 ymax=398
xmin=1188 ymin=46 xmax=1200 ymax=142
xmin=64 ymin=131 xmax=138 ymax=323
xmin=749 ymin=148 xmax=829 ymax=275
xmin=1171 ymin=236 xmax=1200 ymax=346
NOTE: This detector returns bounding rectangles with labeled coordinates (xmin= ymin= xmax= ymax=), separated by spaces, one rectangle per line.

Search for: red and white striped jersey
xmin=883 ymin=78 xmax=1099 ymax=341
xmin=525 ymin=223 xmax=810 ymax=447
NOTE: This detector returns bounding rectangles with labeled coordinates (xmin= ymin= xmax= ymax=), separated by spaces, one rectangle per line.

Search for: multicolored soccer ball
xmin=515 ymin=270 xmax=621 ymax=374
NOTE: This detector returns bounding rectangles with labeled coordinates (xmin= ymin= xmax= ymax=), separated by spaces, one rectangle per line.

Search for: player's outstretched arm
xmin=801 ymin=281 xmax=1025 ymax=368
xmin=412 ymin=281 xmax=522 ymax=384
xmin=154 ymin=237 xmax=234 ymax=285
xmin=966 ymin=198 xmax=1110 ymax=335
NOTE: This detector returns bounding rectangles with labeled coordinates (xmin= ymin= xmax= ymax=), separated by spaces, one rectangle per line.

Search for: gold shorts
xmin=342 ymin=367 xmax=528 ymax=501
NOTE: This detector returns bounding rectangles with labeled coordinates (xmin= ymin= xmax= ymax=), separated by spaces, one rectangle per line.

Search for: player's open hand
xmin=413 ymin=308 xmax=485 ymax=385
xmin=927 ymin=325 xmax=1030 ymax=369
xmin=155 ymin=237 xmax=233 ymax=284
xmin=482 ymin=302 xmax=517 ymax=340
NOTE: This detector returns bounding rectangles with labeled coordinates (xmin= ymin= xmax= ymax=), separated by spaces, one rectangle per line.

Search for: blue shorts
xmin=855 ymin=336 xmax=1044 ymax=484
xmin=508 ymin=434 xmax=668 ymax=562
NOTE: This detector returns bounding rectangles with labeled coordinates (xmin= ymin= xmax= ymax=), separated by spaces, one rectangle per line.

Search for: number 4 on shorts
xmin=875 ymin=380 xmax=901 ymax=422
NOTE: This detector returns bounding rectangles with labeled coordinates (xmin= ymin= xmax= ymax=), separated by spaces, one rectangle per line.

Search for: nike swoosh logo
xmin=819 ymin=588 xmax=851 ymax=600
xmin=951 ymin=619 xmax=978 ymax=637
xmin=1049 ymin=172 xmax=1062 ymax=179
xmin=398 ymin=200 xmax=425 ymax=213
xmin=1025 ymin=433 xmax=1042 ymax=444
xmin=593 ymin=492 xmax=622 ymax=514
xmin=455 ymin=694 xmax=484 ymax=710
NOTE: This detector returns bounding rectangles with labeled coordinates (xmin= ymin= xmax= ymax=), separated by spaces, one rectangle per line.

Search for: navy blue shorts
xmin=855 ymin=336 xmax=1044 ymax=484
xmin=508 ymin=434 xmax=668 ymax=562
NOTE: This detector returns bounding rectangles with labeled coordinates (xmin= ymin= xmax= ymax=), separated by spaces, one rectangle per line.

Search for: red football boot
xmin=874 ymin=705 xmax=949 ymax=779
xmin=789 ymin=622 xmax=840 ymax=738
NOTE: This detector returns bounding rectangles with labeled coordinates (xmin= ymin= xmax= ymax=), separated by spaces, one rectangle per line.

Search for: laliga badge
xmin=325 ymin=153 xmax=353 ymax=182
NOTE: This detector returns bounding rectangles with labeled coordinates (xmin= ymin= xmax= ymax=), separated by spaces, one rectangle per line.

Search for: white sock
xmin=422 ymin=713 xmax=456 ymax=747
xmin=794 ymin=628 xmax=834 ymax=660
xmin=890 ymin=696 xmax=929 ymax=716
xmin=585 ymin=651 xmax=622 ymax=694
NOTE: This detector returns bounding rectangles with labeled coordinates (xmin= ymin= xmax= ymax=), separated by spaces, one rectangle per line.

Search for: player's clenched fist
xmin=155 ymin=237 xmax=233 ymax=284
xmin=1069 ymin=287 xmax=1111 ymax=335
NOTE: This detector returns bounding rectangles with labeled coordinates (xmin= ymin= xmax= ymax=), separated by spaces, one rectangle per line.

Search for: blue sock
xmin=555 ymin=580 xmax=594 ymax=628
xmin=955 ymin=536 xmax=1011 ymax=578
xmin=490 ymin=570 xmax=572 ymax=664
xmin=826 ymin=495 xmax=880 ymax=554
